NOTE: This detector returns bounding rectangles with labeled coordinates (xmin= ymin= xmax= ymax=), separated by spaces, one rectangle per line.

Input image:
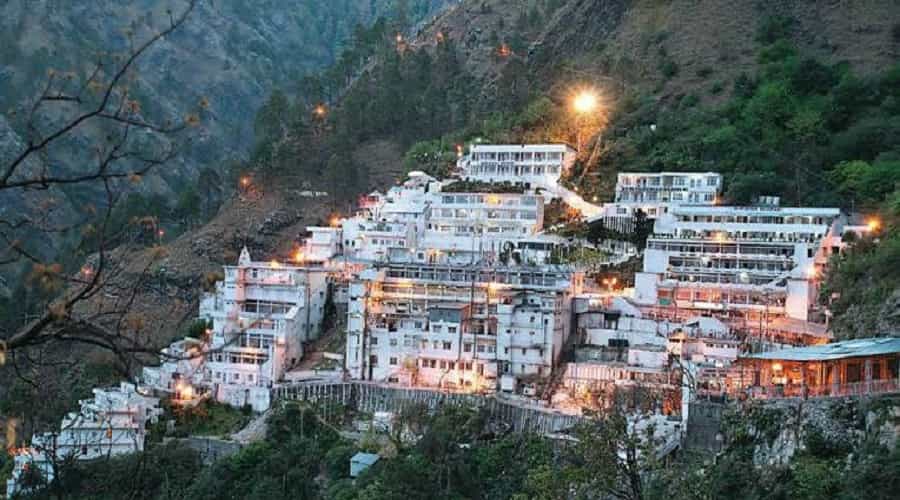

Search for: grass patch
xmin=171 ymin=400 xmax=252 ymax=439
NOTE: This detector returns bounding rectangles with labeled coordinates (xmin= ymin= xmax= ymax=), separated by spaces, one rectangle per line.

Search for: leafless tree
xmin=0 ymin=1 xmax=204 ymax=370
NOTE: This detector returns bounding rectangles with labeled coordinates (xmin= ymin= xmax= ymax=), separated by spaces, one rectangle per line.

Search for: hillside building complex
xmin=341 ymin=172 xmax=556 ymax=265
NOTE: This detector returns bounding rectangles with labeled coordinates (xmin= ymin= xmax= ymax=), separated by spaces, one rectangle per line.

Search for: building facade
xmin=7 ymin=383 xmax=160 ymax=496
xmin=345 ymin=263 xmax=583 ymax=391
xmin=634 ymin=202 xmax=843 ymax=322
xmin=593 ymin=172 xmax=724 ymax=233
xmin=199 ymin=247 xmax=329 ymax=409
xmin=457 ymin=144 xmax=576 ymax=187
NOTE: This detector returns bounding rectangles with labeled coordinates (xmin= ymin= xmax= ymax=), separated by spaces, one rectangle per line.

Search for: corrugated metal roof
xmin=745 ymin=337 xmax=900 ymax=362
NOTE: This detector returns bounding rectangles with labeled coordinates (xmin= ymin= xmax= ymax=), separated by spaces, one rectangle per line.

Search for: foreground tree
xmin=0 ymin=1 xmax=203 ymax=368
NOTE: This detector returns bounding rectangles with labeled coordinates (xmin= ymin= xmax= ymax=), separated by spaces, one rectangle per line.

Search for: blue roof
xmin=351 ymin=452 xmax=380 ymax=466
xmin=745 ymin=337 xmax=900 ymax=362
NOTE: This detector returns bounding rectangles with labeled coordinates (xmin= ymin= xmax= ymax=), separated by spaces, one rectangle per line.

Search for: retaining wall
xmin=273 ymin=382 xmax=585 ymax=434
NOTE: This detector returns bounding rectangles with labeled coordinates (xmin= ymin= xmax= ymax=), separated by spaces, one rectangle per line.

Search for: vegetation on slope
xmin=14 ymin=401 xmax=900 ymax=500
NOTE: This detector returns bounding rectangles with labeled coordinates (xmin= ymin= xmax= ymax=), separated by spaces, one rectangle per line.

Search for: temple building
xmin=735 ymin=337 xmax=900 ymax=399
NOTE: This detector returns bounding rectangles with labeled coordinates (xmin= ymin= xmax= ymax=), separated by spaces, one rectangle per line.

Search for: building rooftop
xmin=351 ymin=452 xmax=381 ymax=466
xmin=469 ymin=143 xmax=575 ymax=152
xmin=745 ymin=336 xmax=900 ymax=362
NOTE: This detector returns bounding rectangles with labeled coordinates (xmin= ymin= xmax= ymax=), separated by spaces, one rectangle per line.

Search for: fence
xmin=272 ymin=381 xmax=585 ymax=434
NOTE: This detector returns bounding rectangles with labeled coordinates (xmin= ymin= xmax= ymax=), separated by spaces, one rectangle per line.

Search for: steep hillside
xmin=0 ymin=0 xmax=452 ymax=289
xmin=24 ymin=0 xmax=900 ymax=343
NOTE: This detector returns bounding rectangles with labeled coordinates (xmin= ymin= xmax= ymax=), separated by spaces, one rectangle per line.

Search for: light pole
xmin=571 ymin=90 xmax=598 ymax=153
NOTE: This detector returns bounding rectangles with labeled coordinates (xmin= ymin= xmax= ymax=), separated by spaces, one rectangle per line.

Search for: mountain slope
xmin=0 ymin=0 xmax=453 ymax=292
xmin=36 ymin=0 xmax=900 ymax=342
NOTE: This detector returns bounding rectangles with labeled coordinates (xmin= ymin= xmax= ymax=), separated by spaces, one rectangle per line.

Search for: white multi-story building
xmin=634 ymin=201 xmax=843 ymax=322
xmin=594 ymin=172 xmax=723 ymax=232
xmin=7 ymin=383 xmax=160 ymax=496
xmin=615 ymin=172 xmax=722 ymax=207
xmin=457 ymin=144 xmax=576 ymax=187
xmin=340 ymin=172 xmax=558 ymax=265
xmin=345 ymin=263 xmax=583 ymax=391
xmin=199 ymin=247 xmax=329 ymax=409
xmin=421 ymin=191 xmax=545 ymax=256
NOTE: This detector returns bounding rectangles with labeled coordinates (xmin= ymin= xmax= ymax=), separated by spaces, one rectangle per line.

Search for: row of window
xmin=617 ymin=192 xmax=715 ymax=202
xmin=434 ymin=208 xmax=538 ymax=220
xmin=676 ymin=215 xmax=831 ymax=225
xmin=472 ymin=151 xmax=564 ymax=161
xmin=468 ymin=164 xmax=561 ymax=176
xmin=211 ymin=352 xmax=268 ymax=365
xmin=619 ymin=175 xmax=719 ymax=187
xmin=213 ymin=371 xmax=255 ymax=383
xmin=439 ymin=194 xmax=538 ymax=206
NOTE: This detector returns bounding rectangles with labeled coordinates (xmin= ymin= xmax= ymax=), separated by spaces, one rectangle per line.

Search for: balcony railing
xmin=744 ymin=379 xmax=900 ymax=400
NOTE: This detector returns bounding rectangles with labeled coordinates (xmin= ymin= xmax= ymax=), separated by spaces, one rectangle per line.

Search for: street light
xmin=867 ymin=217 xmax=882 ymax=233
xmin=572 ymin=90 xmax=598 ymax=114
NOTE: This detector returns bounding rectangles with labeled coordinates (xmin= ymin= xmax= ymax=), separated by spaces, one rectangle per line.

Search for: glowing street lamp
xmin=313 ymin=104 xmax=327 ymax=118
xmin=572 ymin=90 xmax=598 ymax=114
xmin=867 ymin=217 xmax=882 ymax=233
xmin=571 ymin=88 xmax=600 ymax=155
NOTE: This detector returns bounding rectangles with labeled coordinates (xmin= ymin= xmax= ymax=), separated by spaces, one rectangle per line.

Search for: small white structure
xmin=350 ymin=452 xmax=380 ymax=478
xmin=6 ymin=383 xmax=160 ymax=496
xmin=141 ymin=338 xmax=206 ymax=398
xmin=302 ymin=226 xmax=343 ymax=263
xmin=457 ymin=144 xmax=576 ymax=187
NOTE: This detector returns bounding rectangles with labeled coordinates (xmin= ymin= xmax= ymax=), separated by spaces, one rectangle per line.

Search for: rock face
xmin=720 ymin=396 xmax=900 ymax=465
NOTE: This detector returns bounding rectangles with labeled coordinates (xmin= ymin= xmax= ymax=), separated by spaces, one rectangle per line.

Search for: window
xmin=443 ymin=342 xmax=452 ymax=350
xmin=248 ymin=374 xmax=254 ymax=382
xmin=389 ymin=357 xmax=398 ymax=366
xmin=371 ymin=336 xmax=378 ymax=345
xmin=464 ymin=343 xmax=472 ymax=352
xmin=447 ymin=326 xmax=457 ymax=334
xmin=521 ymin=348 xmax=527 ymax=355
xmin=389 ymin=338 xmax=398 ymax=347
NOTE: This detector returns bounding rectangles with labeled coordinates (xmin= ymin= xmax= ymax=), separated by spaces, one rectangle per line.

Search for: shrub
xmin=660 ymin=59 xmax=679 ymax=79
